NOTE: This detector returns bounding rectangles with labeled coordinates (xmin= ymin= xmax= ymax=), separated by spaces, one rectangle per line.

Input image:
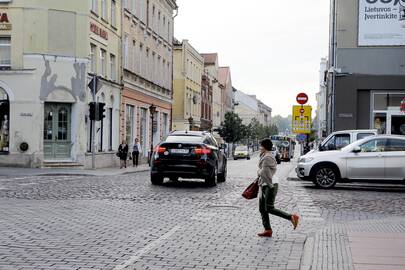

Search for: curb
xmin=29 ymin=168 xmax=151 ymax=177
xmin=299 ymin=236 xmax=314 ymax=270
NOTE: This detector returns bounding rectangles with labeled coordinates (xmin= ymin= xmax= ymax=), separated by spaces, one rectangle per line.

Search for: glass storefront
xmin=372 ymin=92 xmax=405 ymax=135
xmin=0 ymin=87 xmax=9 ymax=153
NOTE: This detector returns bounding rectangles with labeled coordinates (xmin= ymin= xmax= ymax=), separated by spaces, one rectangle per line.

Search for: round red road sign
xmin=296 ymin=93 xmax=308 ymax=105
xmin=401 ymin=98 xmax=405 ymax=113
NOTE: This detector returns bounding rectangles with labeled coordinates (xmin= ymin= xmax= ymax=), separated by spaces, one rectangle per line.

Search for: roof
xmin=201 ymin=53 xmax=218 ymax=65
xmin=235 ymin=90 xmax=259 ymax=111
xmin=218 ymin=67 xmax=230 ymax=85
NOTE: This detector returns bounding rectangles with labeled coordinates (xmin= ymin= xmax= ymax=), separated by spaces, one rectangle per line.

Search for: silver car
xmin=296 ymin=135 xmax=405 ymax=189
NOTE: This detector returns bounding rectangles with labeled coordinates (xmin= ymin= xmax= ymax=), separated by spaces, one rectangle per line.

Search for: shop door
xmin=387 ymin=113 xmax=405 ymax=135
xmin=43 ymin=103 xmax=72 ymax=159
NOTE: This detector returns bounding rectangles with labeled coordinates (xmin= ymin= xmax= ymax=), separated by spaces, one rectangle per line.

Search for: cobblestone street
xmin=1 ymin=155 xmax=405 ymax=270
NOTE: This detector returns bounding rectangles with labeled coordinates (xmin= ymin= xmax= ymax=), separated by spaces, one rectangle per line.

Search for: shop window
xmin=0 ymin=37 xmax=11 ymax=69
xmin=391 ymin=115 xmax=405 ymax=135
xmin=374 ymin=94 xmax=387 ymax=110
xmin=125 ymin=105 xmax=134 ymax=146
xmin=0 ymin=87 xmax=9 ymax=152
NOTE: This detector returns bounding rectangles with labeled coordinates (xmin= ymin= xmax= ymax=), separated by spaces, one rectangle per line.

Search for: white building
xmin=234 ymin=90 xmax=259 ymax=125
xmin=316 ymin=57 xmax=328 ymax=139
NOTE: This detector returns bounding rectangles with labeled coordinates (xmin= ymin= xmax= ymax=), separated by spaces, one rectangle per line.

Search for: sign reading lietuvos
xmin=359 ymin=0 xmax=405 ymax=46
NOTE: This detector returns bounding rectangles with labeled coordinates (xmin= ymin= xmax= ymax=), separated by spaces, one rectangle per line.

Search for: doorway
xmin=43 ymin=103 xmax=72 ymax=159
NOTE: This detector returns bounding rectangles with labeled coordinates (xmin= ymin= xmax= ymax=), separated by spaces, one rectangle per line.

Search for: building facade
xmin=120 ymin=0 xmax=177 ymax=159
xmin=316 ymin=57 xmax=328 ymax=139
xmin=0 ymin=0 xmax=98 ymax=168
xmin=87 ymin=0 xmax=122 ymax=168
xmin=234 ymin=90 xmax=259 ymax=125
xmin=327 ymin=0 xmax=405 ymax=135
xmin=200 ymin=70 xmax=213 ymax=131
xmin=201 ymin=53 xmax=222 ymax=129
xmin=218 ymin=66 xmax=233 ymax=123
xmin=172 ymin=39 xmax=203 ymax=131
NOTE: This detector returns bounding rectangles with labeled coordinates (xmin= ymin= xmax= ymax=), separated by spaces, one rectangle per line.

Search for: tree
xmin=218 ymin=112 xmax=244 ymax=143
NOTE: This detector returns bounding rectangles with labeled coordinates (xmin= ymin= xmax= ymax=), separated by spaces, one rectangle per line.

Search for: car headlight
xmin=299 ymin=157 xmax=314 ymax=163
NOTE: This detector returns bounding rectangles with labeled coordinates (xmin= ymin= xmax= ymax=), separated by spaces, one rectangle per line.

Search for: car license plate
xmin=171 ymin=148 xmax=189 ymax=154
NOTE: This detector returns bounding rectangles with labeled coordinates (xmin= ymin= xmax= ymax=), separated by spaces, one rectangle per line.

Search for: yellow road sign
xmin=292 ymin=105 xmax=312 ymax=134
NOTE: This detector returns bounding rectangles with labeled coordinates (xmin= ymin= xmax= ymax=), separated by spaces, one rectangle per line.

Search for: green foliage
xmin=218 ymin=112 xmax=245 ymax=143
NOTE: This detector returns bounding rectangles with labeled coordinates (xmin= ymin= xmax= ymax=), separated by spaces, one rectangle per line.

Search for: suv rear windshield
xmin=165 ymin=135 xmax=204 ymax=144
xmin=357 ymin=133 xmax=375 ymax=140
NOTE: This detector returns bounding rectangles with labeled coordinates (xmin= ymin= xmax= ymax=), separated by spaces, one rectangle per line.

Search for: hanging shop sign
xmin=0 ymin=12 xmax=11 ymax=30
xmin=90 ymin=22 xmax=108 ymax=40
xmin=358 ymin=0 xmax=405 ymax=46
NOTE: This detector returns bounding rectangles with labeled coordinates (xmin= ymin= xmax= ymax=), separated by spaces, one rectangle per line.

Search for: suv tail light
xmin=155 ymin=146 xmax=166 ymax=154
xmin=195 ymin=147 xmax=212 ymax=155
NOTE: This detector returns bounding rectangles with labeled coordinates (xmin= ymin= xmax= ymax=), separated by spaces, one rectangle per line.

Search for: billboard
xmin=292 ymin=105 xmax=312 ymax=134
xmin=358 ymin=0 xmax=405 ymax=46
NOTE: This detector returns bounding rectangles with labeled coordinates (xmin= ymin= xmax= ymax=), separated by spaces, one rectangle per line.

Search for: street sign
xmin=88 ymin=76 xmax=103 ymax=94
xmin=296 ymin=93 xmax=308 ymax=105
xmin=401 ymin=98 xmax=405 ymax=113
xmin=292 ymin=105 xmax=312 ymax=134
xmin=296 ymin=134 xmax=307 ymax=142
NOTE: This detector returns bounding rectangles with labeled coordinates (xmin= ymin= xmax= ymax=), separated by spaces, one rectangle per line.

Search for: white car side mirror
xmin=352 ymin=146 xmax=361 ymax=153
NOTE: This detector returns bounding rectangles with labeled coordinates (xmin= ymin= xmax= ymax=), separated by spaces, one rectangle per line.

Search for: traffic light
xmin=89 ymin=102 xmax=96 ymax=121
xmin=97 ymin=102 xmax=106 ymax=121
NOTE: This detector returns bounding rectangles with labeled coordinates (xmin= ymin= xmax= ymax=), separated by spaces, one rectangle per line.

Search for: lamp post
xmin=188 ymin=116 xmax=194 ymax=131
xmin=149 ymin=104 xmax=156 ymax=165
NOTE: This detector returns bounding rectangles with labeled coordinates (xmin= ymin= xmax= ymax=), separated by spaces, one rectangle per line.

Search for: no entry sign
xmin=296 ymin=93 xmax=308 ymax=105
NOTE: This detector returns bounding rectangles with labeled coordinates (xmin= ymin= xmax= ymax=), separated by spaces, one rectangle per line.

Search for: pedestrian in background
xmin=256 ymin=138 xmax=300 ymax=237
xmin=132 ymin=138 xmax=142 ymax=167
xmin=118 ymin=140 xmax=129 ymax=169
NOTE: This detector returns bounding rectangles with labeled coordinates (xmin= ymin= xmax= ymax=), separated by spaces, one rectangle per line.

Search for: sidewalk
xmin=301 ymin=217 xmax=405 ymax=270
xmin=0 ymin=164 xmax=150 ymax=177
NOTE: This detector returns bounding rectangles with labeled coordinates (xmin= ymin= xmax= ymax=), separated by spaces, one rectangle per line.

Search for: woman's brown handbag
xmin=242 ymin=180 xmax=259 ymax=200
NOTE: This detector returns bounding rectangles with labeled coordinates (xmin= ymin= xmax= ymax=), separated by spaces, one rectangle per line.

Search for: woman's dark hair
xmin=260 ymin=139 xmax=273 ymax=151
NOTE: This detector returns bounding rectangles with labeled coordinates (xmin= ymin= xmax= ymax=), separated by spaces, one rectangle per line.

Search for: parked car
xmin=271 ymin=146 xmax=281 ymax=164
xmin=317 ymin=129 xmax=377 ymax=152
xmin=150 ymin=130 xmax=227 ymax=186
xmin=234 ymin=145 xmax=251 ymax=160
xmin=296 ymin=135 xmax=405 ymax=189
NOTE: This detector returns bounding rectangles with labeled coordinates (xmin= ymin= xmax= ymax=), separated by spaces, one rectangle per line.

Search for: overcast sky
xmin=174 ymin=0 xmax=330 ymax=117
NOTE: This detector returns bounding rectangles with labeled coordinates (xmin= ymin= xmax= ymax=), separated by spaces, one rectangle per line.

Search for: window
xmin=0 ymin=37 xmax=11 ymax=68
xmin=386 ymin=139 xmax=405 ymax=152
xmin=360 ymin=139 xmax=386 ymax=153
xmin=357 ymin=133 xmax=374 ymax=140
xmin=125 ymin=105 xmax=134 ymax=146
xmin=100 ymin=49 xmax=106 ymax=77
xmin=111 ymin=0 xmax=117 ymax=27
xmin=165 ymin=135 xmax=204 ymax=144
xmin=324 ymin=134 xmax=350 ymax=150
xmin=140 ymin=108 xmax=147 ymax=156
xmin=110 ymin=54 xmax=116 ymax=81
xmin=122 ymin=0 xmax=128 ymax=10
xmin=101 ymin=0 xmax=107 ymax=20
xmin=132 ymin=40 xmax=137 ymax=72
xmin=90 ymin=44 xmax=97 ymax=73
xmin=123 ymin=34 xmax=129 ymax=68
xmin=162 ymin=113 xmax=168 ymax=137
xmin=92 ymin=0 xmax=98 ymax=13
xmin=146 ymin=48 xmax=150 ymax=79
xmin=139 ymin=43 xmax=144 ymax=76
xmin=108 ymin=107 xmax=113 ymax=151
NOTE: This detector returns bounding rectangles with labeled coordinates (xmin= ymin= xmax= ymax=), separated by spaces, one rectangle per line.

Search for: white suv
xmin=317 ymin=129 xmax=377 ymax=152
xmin=296 ymin=135 xmax=405 ymax=189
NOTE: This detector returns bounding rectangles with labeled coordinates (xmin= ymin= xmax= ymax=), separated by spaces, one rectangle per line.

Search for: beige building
xmin=121 ymin=0 xmax=177 ymax=159
xmin=172 ymin=39 xmax=204 ymax=131
xmin=87 ymin=0 xmax=122 ymax=168
xmin=201 ymin=53 xmax=222 ymax=129
xmin=218 ymin=66 xmax=234 ymax=123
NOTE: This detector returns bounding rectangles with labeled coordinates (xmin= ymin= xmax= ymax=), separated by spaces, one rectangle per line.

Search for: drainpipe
xmin=331 ymin=0 xmax=337 ymax=133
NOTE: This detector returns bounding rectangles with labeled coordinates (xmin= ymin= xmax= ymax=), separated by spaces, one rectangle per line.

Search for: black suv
xmin=150 ymin=131 xmax=227 ymax=186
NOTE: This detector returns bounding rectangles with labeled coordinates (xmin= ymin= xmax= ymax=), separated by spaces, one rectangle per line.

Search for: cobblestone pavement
xmin=289 ymin=177 xmax=405 ymax=270
xmin=0 ymin=155 xmax=316 ymax=270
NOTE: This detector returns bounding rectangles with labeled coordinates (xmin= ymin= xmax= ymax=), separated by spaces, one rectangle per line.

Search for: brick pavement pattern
xmin=0 ymin=157 xmax=311 ymax=270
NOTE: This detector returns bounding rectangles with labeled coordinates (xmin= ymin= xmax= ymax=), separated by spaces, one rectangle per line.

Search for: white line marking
xmin=113 ymin=226 xmax=181 ymax=270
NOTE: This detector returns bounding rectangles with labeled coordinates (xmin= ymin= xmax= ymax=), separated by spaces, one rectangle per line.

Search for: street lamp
xmin=149 ymin=104 xmax=156 ymax=165
xmin=188 ymin=116 xmax=193 ymax=131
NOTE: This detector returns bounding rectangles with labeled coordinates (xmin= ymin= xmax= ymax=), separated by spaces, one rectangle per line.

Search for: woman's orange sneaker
xmin=257 ymin=230 xmax=273 ymax=237
xmin=291 ymin=214 xmax=300 ymax=230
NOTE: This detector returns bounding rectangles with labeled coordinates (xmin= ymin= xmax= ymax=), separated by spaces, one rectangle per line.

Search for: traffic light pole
xmin=91 ymin=75 xmax=97 ymax=170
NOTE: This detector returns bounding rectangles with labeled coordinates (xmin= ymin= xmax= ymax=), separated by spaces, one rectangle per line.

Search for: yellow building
xmin=172 ymin=39 xmax=204 ymax=131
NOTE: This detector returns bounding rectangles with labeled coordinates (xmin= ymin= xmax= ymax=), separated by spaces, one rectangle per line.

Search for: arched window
xmin=0 ymin=87 xmax=9 ymax=152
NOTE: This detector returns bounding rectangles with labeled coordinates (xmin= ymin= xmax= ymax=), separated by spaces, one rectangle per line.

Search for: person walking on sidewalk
xmin=257 ymin=138 xmax=300 ymax=237
xmin=118 ymin=140 xmax=129 ymax=169
xmin=132 ymin=138 xmax=142 ymax=167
